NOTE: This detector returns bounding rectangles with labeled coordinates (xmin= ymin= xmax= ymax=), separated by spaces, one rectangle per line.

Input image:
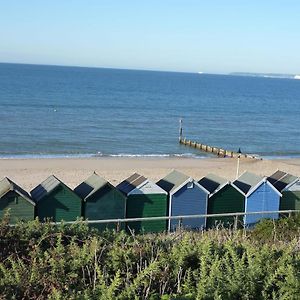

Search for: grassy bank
xmin=0 ymin=215 xmax=300 ymax=299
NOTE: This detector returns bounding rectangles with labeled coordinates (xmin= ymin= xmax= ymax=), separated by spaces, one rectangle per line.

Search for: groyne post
xmin=179 ymin=118 xmax=183 ymax=141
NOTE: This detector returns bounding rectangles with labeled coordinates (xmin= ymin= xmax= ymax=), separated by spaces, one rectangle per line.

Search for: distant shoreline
xmin=229 ymin=72 xmax=300 ymax=80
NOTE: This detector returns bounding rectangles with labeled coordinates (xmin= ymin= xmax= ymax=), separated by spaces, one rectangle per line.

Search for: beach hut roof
xmin=267 ymin=170 xmax=286 ymax=185
xmin=267 ymin=170 xmax=298 ymax=192
xmin=117 ymin=173 xmax=148 ymax=195
xmin=283 ymin=179 xmax=300 ymax=192
xmin=157 ymin=170 xmax=189 ymax=193
xmin=0 ymin=177 xmax=35 ymax=205
xmin=198 ymin=173 xmax=228 ymax=194
xmin=233 ymin=172 xmax=264 ymax=195
xmin=129 ymin=180 xmax=168 ymax=195
xmin=74 ymin=173 xmax=109 ymax=200
xmin=157 ymin=170 xmax=209 ymax=195
xmin=31 ymin=175 xmax=66 ymax=202
xmin=274 ymin=174 xmax=298 ymax=191
xmin=232 ymin=171 xmax=281 ymax=196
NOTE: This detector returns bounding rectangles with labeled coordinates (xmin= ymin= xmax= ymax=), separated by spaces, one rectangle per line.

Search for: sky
xmin=0 ymin=1 xmax=299 ymax=74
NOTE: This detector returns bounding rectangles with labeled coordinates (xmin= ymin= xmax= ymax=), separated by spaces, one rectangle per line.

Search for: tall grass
xmin=0 ymin=213 xmax=300 ymax=299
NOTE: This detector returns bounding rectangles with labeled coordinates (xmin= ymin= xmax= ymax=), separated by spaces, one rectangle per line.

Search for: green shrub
xmin=0 ymin=215 xmax=299 ymax=299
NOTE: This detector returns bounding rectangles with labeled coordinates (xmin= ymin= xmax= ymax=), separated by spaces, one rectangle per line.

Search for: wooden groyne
xmin=179 ymin=137 xmax=259 ymax=159
xmin=178 ymin=119 xmax=260 ymax=159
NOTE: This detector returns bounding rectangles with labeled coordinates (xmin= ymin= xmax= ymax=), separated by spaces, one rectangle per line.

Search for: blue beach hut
xmin=232 ymin=171 xmax=281 ymax=226
xmin=157 ymin=170 xmax=209 ymax=231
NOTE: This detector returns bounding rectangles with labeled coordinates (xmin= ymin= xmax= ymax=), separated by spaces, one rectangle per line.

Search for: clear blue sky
xmin=0 ymin=1 xmax=299 ymax=73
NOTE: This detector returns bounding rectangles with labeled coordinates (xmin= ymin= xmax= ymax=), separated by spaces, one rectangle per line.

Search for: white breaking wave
xmin=98 ymin=153 xmax=205 ymax=158
xmin=0 ymin=152 xmax=207 ymax=159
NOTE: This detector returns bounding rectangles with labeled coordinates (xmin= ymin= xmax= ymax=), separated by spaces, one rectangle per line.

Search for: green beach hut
xmin=74 ymin=172 xmax=126 ymax=230
xmin=0 ymin=177 xmax=35 ymax=223
xmin=198 ymin=173 xmax=244 ymax=228
xmin=267 ymin=170 xmax=300 ymax=213
xmin=31 ymin=175 xmax=82 ymax=222
xmin=281 ymin=179 xmax=300 ymax=212
xmin=117 ymin=173 xmax=168 ymax=233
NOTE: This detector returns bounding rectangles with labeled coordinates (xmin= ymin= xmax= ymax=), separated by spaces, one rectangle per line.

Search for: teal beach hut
xmin=31 ymin=175 xmax=82 ymax=222
xmin=232 ymin=171 xmax=281 ymax=226
xmin=157 ymin=170 xmax=209 ymax=231
xmin=0 ymin=177 xmax=35 ymax=223
xmin=74 ymin=172 xmax=126 ymax=230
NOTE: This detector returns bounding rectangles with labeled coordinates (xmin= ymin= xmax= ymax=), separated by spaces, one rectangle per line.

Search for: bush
xmin=0 ymin=216 xmax=299 ymax=299
xmin=250 ymin=213 xmax=300 ymax=243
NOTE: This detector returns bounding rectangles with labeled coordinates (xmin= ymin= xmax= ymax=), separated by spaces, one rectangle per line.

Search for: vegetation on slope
xmin=0 ymin=214 xmax=300 ymax=299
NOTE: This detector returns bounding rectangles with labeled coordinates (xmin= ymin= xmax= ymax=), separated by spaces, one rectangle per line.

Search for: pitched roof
xmin=267 ymin=170 xmax=298 ymax=192
xmin=267 ymin=170 xmax=287 ymax=185
xmin=0 ymin=177 xmax=35 ymax=205
xmin=129 ymin=180 xmax=167 ymax=195
xmin=30 ymin=175 xmax=63 ymax=202
xmin=275 ymin=174 xmax=298 ymax=191
xmin=157 ymin=170 xmax=190 ymax=193
xmin=116 ymin=173 xmax=147 ymax=195
xmin=74 ymin=173 xmax=109 ymax=200
xmin=233 ymin=172 xmax=263 ymax=195
xmin=285 ymin=179 xmax=300 ymax=192
xmin=198 ymin=173 xmax=228 ymax=194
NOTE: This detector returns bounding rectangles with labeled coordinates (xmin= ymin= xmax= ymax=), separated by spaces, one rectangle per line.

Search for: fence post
xmin=116 ymin=221 xmax=121 ymax=232
xmin=234 ymin=216 xmax=238 ymax=230
xmin=178 ymin=218 xmax=183 ymax=230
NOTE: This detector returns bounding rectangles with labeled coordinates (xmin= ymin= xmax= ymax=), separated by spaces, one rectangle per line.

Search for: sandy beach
xmin=1 ymin=157 xmax=300 ymax=192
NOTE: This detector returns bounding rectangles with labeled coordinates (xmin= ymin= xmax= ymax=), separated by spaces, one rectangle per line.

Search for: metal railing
xmin=46 ymin=209 xmax=300 ymax=231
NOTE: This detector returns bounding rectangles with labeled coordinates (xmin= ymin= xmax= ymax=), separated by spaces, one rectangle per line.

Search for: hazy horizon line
xmin=0 ymin=61 xmax=298 ymax=76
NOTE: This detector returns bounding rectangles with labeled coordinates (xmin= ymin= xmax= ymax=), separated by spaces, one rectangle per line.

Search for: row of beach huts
xmin=0 ymin=169 xmax=300 ymax=233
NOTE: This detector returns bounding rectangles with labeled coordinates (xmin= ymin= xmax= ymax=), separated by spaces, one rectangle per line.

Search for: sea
xmin=0 ymin=63 xmax=300 ymax=159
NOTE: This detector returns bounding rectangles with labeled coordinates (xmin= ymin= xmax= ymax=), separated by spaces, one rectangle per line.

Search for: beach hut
xmin=267 ymin=170 xmax=300 ymax=214
xmin=267 ymin=170 xmax=298 ymax=192
xmin=31 ymin=175 xmax=82 ymax=222
xmin=74 ymin=172 xmax=126 ymax=230
xmin=157 ymin=170 xmax=209 ymax=231
xmin=117 ymin=173 xmax=168 ymax=233
xmin=198 ymin=173 xmax=244 ymax=228
xmin=281 ymin=178 xmax=300 ymax=212
xmin=0 ymin=177 xmax=35 ymax=223
xmin=232 ymin=171 xmax=281 ymax=226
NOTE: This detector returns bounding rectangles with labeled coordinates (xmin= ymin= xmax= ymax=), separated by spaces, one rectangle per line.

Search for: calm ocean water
xmin=0 ymin=63 xmax=300 ymax=159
